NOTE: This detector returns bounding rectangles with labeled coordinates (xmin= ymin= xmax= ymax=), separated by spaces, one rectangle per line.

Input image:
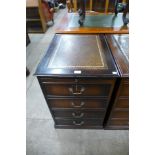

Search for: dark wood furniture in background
xmin=92 ymin=0 xmax=116 ymax=13
xmin=35 ymin=34 xmax=120 ymax=129
xmin=72 ymin=0 xmax=127 ymax=13
xmin=55 ymin=12 xmax=128 ymax=34
xmin=105 ymin=34 xmax=129 ymax=129
xmin=26 ymin=0 xmax=47 ymax=33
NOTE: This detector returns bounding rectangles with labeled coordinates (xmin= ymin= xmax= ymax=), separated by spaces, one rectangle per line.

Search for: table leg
xmin=78 ymin=0 xmax=86 ymax=26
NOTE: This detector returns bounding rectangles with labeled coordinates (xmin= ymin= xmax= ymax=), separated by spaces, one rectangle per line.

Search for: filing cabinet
xmin=35 ymin=34 xmax=119 ymax=129
xmin=105 ymin=34 xmax=129 ymax=129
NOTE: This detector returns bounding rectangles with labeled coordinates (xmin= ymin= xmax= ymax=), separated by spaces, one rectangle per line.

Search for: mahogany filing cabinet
xmin=35 ymin=34 xmax=120 ymax=129
xmin=105 ymin=34 xmax=129 ymax=129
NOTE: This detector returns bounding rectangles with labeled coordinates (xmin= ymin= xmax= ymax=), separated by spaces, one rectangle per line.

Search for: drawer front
xmin=55 ymin=118 xmax=103 ymax=126
xmin=42 ymin=83 xmax=112 ymax=97
xmin=115 ymin=97 xmax=129 ymax=108
xmin=111 ymin=110 xmax=129 ymax=119
xmin=109 ymin=119 xmax=129 ymax=126
xmin=52 ymin=110 xmax=105 ymax=119
xmin=119 ymin=81 xmax=129 ymax=96
xmin=47 ymin=98 xmax=108 ymax=109
xmin=40 ymin=77 xmax=75 ymax=83
xmin=40 ymin=77 xmax=115 ymax=84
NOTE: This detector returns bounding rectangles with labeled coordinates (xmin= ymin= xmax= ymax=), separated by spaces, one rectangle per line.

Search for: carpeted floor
xmin=26 ymin=8 xmax=129 ymax=155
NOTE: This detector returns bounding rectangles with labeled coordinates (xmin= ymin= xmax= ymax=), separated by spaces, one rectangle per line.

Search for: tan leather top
xmin=48 ymin=35 xmax=108 ymax=70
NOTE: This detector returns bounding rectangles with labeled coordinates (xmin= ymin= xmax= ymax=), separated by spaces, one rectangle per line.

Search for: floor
xmin=26 ymin=8 xmax=129 ymax=155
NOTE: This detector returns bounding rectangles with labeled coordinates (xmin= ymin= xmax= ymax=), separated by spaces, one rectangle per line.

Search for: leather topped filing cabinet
xmin=35 ymin=34 xmax=119 ymax=129
xmin=105 ymin=34 xmax=129 ymax=129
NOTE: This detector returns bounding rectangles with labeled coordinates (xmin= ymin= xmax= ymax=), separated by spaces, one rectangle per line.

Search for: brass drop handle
xmin=73 ymin=121 xmax=84 ymax=126
xmin=69 ymin=85 xmax=85 ymax=95
xmin=72 ymin=112 xmax=84 ymax=118
xmin=71 ymin=102 xmax=85 ymax=108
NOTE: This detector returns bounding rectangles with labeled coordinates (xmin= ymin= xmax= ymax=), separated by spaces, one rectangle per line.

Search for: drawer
xmin=52 ymin=109 xmax=105 ymax=119
xmin=119 ymin=80 xmax=129 ymax=96
xmin=55 ymin=118 xmax=103 ymax=126
xmin=39 ymin=77 xmax=115 ymax=84
xmin=47 ymin=98 xmax=108 ymax=109
xmin=40 ymin=77 xmax=75 ymax=83
xmin=111 ymin=110 xmax=129 ymax=119
xmin=42 ymin=83 xmax=112 ymax=97
xmin=115 ymin=97 xmax=129 ymax=108
xmin=109 ymin=119 xmax=129 ymax=126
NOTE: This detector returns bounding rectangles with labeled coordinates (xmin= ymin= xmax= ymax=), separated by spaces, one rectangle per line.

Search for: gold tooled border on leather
xmin=48 ymin=35 xmax=108 ymax=69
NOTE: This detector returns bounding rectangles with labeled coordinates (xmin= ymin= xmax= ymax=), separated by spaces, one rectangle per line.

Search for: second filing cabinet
xmin=105 ymin=34 xmax=129 ymax=129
